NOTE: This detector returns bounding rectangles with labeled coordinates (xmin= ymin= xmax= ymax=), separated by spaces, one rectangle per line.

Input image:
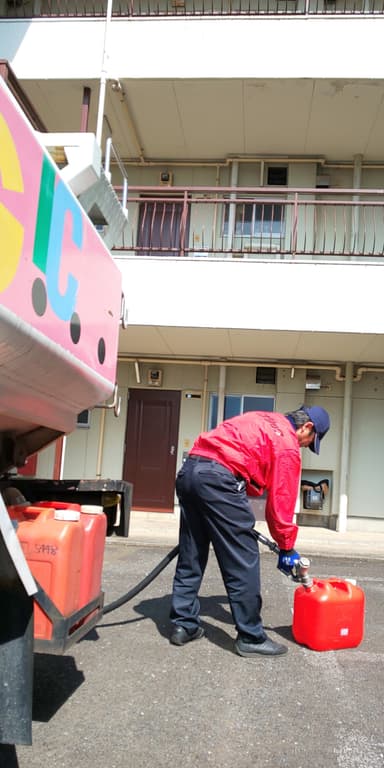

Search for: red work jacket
xmin=191 ymin=411 xmax=301 ymax=550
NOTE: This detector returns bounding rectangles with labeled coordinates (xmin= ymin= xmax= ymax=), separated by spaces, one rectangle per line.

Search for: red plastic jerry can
xmin=16 ymin=508 xmax=84 ymax=641
xmin=292 ymin=577 xmax=365 ymax=652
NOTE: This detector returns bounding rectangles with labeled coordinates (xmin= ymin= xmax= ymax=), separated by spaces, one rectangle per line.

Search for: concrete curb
xmin=111 ymin=510 xmax=384 ymax=559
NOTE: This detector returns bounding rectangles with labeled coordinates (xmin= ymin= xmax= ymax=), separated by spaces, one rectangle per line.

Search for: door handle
xmin=170 ymin=445 xmax=175 ymax=455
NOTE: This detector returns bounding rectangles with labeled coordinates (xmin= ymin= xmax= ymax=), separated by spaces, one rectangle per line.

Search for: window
xmin=266 ymin=166 xmax=287 ymax=186
xmin=222 ymin=165 xmax=287 ymax=241
xmin=223 ymin=201 xmax=285 ymax=238
xmin=208 ymin=395 xmax=275 ymax=430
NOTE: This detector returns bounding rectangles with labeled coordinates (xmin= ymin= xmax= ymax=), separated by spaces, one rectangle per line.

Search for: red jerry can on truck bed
xmin=292 ymin=577 xmax=365 ymax=652
xmin=8 ymin=501 xmax=106 ymax=642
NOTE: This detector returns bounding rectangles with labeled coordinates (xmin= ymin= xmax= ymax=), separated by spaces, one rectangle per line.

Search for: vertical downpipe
xmin=96 ymin=0 xmax=113 ymax=147
xmin=351 ymin=154 xmax=362 ymax=256
xmin=96 ymin=408 xmax=107 ymax=478
xmin=53 ymin=436 xmax=66 ymax=480
xmin=227 ymin=162 xmax=239 ymax=258
xmin=80 ymin=86 xmax=91 ymax=133
xmin=337 ymin=361 xmax=353 ymax=532
xmin=217 ymin=365 xmax=226 ymax=425
xmin=201 ymin=364 xmax=209 ymax=432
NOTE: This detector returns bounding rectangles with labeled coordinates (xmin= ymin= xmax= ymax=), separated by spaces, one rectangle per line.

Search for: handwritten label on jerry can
xmin=292 ymin=578 xmax=365 ymax=651
xmin=15 ymin=508 xmax=84 ymax=641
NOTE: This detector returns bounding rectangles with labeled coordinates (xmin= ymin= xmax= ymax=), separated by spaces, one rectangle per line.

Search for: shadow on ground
xmin=99 ymin=592 xmax=294 ymax=651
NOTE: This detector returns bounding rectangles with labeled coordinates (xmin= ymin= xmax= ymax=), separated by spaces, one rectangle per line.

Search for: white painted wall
xmin=3 ymin=18 xmax=384 ymax=80
xmin=115 ymin=257 xmax=384 ymax=335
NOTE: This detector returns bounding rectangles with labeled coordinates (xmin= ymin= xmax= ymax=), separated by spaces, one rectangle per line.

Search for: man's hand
xmin=277 ymin=549 xmax=301 ymax=576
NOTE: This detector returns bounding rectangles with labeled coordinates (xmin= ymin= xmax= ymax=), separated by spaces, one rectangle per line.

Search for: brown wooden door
xmin=123 ymin=389 xmax=181 ymax=512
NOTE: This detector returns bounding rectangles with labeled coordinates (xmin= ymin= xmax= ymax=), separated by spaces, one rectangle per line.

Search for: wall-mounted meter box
xmin=147 ymin=369 xmax=163 ymax=387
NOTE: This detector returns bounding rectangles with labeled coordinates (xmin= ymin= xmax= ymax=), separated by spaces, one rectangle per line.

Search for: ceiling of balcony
xmin=117 ymin=325 xmax=384 ymax=366
xmin=21 ymin=76 xmax=384 ymax=164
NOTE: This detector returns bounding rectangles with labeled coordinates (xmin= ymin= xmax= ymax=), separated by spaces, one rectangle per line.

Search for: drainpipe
xmin=80 ymin=86 xmax=91 ymax=133
xmin=53 ymin=436 xmax=66 ymax=480
xmin=217 ymin=365 xmax=226 ymax=425
xmin=227 ymin=162 xmax=239 ymax=258
xmin=96 ymin=0 xmax=113 ymax=147
xmin=337 ymin=361 xmax=353 ymax=532
xmin=201 ymin=364 xmax=209 ymax=432
xmin=96 ymin=408 xmax=107 ymax=478
xmin=351 ymin=154 xmax=362 ymax=255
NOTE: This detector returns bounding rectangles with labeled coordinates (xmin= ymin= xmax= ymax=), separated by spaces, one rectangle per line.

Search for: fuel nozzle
xmin=251 ymin=529 xmax=314 ymax=587
xmin=292 ymin=556 xmax=313 ymax=588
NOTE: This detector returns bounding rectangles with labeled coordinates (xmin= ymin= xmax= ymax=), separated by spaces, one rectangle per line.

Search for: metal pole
xmin=96 ymin=0 xmax=113 ymax=147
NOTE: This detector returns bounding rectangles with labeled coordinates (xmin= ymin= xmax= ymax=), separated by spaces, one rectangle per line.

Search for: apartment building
xmin=1 ymin=1 xmax=384 ymax=533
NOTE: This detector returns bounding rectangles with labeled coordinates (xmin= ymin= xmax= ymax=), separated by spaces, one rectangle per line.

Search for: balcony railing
xmin=3 ymin=0 xmax=384 ymax=18
xmin=113 ymin=186 xmax=384 ymax=260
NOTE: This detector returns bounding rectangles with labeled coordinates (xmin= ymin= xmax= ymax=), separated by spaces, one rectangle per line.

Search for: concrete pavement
xmin=10 ymin=545 xmax=384 ymax=768
xmin=127 ymin=508 xmax=384 ymax=559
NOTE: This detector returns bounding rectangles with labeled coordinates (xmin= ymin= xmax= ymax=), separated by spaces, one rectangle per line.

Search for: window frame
xmin=208 ymin=394 xmax=275 ymax=430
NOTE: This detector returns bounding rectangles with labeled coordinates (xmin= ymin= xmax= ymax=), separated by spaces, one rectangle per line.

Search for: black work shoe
xmin=235 ymin=634 xmax=288 ymax=657
xmin=170 ymin=626 xmax=205 ymax=646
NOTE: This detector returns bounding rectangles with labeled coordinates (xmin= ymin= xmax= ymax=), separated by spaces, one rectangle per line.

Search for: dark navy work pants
xmin=170 ymin=456 xmax=266 ymax=641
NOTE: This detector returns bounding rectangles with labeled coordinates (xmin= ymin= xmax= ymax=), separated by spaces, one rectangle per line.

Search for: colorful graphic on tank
xmin=0 ymin=78 xmax=121 ymax=380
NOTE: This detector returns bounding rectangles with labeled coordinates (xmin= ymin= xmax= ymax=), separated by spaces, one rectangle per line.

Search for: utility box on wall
xmin=147 ymin=369 xmax=163 ymax=387
xmin=302 ymin=479 xmax=329 ymax=510
xmin=299 ymin=477 xmax=332 ymax=528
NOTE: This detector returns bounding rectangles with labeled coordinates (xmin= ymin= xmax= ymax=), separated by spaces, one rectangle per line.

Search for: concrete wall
xmin=33 ymin=362 xmax=384 ymax=529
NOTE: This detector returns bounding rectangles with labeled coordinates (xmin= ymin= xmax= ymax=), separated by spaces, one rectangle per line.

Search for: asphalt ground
xmin=3 ymin=540 xmax=384 ymax=768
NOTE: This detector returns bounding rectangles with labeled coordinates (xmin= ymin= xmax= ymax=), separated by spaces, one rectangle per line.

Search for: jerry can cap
xmin=81 ymin=505 xmax=104 ymax=515
xmin=54 ymin=509 xmax=81 ymax=522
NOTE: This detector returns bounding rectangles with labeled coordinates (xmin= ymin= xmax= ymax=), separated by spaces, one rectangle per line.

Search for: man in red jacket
xmin=170 ymin=405 xmax=330 ymax=657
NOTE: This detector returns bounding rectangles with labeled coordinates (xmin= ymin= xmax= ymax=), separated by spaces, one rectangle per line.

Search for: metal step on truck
xmin=0 ymin=71 xmax=124 ymax=749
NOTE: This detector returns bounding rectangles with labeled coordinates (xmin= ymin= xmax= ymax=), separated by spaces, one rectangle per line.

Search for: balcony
xmin=114 ymin=185 xmax=384 ymax=260
xmin=2 ymin=0 xmax=384 ymax=18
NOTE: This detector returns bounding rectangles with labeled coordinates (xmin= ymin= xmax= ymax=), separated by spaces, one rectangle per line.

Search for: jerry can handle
xmin=24 ymin=506 xmax=53 ymax=522
xmin=327 ymin=578 xmax=353 ymax=595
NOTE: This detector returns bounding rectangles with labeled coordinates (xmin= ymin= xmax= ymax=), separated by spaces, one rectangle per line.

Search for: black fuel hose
xmin=102 ymin=544 xmax=180 ymax=615
xmin=102 ymin=529 xmax=280 ymax=617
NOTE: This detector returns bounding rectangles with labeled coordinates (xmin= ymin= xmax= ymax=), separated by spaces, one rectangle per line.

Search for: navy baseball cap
xmin=302 ymin=406 xmax=330 ymax=454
